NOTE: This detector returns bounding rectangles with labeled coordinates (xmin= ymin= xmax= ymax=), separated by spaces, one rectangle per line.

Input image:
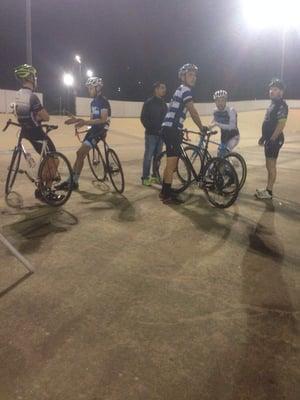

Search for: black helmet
xmin=269 ymin=78 xmax=285 ymax=91
xmin=178 ymin=63 xmax=198 ymax=79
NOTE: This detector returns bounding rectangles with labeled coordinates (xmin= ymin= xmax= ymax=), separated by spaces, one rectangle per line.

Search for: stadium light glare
xmin=75 ymin=54 xmax=82 ymax=64
xmin=86 ymin=69 xmax=93 ymax=77
xmin=242 ymin=0 xmax=300 ymax=30
xmin=63 ymin=73 xmax=74 ymax=87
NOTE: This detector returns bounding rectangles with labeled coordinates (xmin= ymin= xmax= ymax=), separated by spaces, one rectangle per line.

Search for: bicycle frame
xmin=181 ymin=131 xmax=215 ymax=181
xmin=14 ymin=133 xmax=49 ymax=183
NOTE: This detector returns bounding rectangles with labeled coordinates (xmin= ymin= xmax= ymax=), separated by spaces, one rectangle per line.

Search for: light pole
xmin=26 ymin=0 xmax=32 ymax=64
xmin=75 ymin=54 xmax=82 ymax=82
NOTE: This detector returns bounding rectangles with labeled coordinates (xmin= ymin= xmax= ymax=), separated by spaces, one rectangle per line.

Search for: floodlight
xmin=63 ymin=73 xmax=74 ymax=87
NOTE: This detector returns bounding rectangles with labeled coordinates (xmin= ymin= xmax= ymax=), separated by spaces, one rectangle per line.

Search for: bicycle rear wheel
xmin=202 ymin=157 xmax=239 ymax=208
xmin=5 ymin=147 xmax=22 ymax=195
xmin=223 ymin=152 xmax=247 ymax=191
xmin=38 ymin=151 xmax=73 ymax=206
xmin=107 ymin=148 xmax=125 ymax=194
xmin=153 ymin=150 xmax=191 ymax=193
xmin=87 ymin=146 xmax=106 ymax=182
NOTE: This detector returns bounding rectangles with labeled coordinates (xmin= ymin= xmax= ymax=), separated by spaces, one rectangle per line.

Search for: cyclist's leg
xmin=73 ymin=129 xmax=106 ymax=184
xmin=161 ymin=127 xmax=182 ymax=199
xmin=226 ymin=134 xmax=240 ymax=152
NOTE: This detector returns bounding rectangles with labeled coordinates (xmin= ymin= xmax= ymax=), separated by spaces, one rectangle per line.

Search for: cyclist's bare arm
xmin=270 ymin=119 xmax=286 ymax=141
xmin=186 ymin=101 xmax=204 ymax=132
xmin=36 ymin=108 xmax=50 ymax=122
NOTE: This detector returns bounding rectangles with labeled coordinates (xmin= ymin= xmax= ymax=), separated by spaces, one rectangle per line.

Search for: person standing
xmin=160 ymin=64 xmax=207 ymax=204
xmin=256 ymin=79 xmax=288 ymax=200
xmin=141 ymin=82 xmax=167 ymax=186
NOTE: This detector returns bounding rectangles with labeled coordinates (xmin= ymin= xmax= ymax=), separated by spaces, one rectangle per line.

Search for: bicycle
xmin=75 ymin=127 xmax=125 ymax=194
xmin=185 ymin=131 xmax=247 ymax=190
xmin=3 ymin=119 xmax=73 ymax=206
xmin=154 ymin=129 xmax=240 ymax=208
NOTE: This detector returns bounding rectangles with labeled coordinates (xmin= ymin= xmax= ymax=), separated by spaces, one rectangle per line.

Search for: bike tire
xmin=87 ymin=146 xmax=106 ymax=182
xmin=223 ymin=152 xmax=247 ymax=191
xmin=38 ymin=151 xmax=73 ymax=207
xmin=5 ymin=147 xmax=22 ymax=195
xmin=202 ymin=157 xmax=239 ymax=208
xmin=106 ymin=148 xmax=125 ymax=194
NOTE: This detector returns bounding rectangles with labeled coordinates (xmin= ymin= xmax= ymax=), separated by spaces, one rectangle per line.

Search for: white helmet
xmin=178 ymin=63 xmax=198 ymax=80
xmin=213 ymin=90 xmax=228 ymax=100
xmin=85 ymin=76 xmax=103 ymax=88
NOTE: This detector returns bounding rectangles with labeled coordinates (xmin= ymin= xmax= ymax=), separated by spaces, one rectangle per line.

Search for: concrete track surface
xmin=0 ymin=111 xmax=299 ymax=400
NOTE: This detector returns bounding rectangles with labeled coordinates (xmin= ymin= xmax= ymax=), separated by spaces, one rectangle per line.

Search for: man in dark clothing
xmin=141 ymin=82 xmax=167 ymax=185
xmin=255 ymin=79 xmax=288 ymax=200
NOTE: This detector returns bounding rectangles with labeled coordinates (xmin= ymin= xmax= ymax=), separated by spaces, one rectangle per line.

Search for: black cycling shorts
xmin=264 ymin=137 xmax=284 ymax=159
xmin=161 ymin=126 xmax=183 ymax=157
xmin=21 ymin=126 xmax=56 ymax=154
xmin=83 ymin=128 xmax=107 ymax=148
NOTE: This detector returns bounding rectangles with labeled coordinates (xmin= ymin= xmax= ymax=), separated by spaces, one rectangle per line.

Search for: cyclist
xmin=14 ymin=64 xmax=62 ymax=202
xmin=160 ymin=63 xmax=207 ymax=204
xmin=256 ymin=79 xmax=288 ymax=200
xmin=59 ymin=76 xmax=111 ymax=190
xmin=209 ymin=90 xmax=240 ymax=156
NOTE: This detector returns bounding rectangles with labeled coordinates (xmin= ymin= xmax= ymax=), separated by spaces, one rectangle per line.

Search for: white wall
xmin=0 ymin=89 xmax=43 ymax=113
xmin=76 ymin=97 xmax=300 ymax=117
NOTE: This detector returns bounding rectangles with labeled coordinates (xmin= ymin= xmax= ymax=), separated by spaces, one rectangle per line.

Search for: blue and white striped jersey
xmin=162 ymin=85 xmax=193 ymax=130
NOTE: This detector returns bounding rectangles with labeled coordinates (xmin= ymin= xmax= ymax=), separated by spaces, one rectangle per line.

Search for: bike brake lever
xmin=2 ymin=119 xmax=12 ymax=132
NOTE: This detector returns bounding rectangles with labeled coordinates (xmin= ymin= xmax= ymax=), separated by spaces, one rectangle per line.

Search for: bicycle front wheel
xmin=107 ymin=148 xmax=125 ymax=194
xmin=202 ymin=157 xmax=239 ymax=208
xmin=38 ymin=151 xmax=73 ymax=206
xmin=5 ymin=147 xmax=22 ymax=195
xmin=183 ymin=146 xmax=203 ymax=179
xmin=223 ymin=152 xmax=247 ymax=191
xmin=87 ymin=146 xmax=106 ymax=182
xmin=153 ymin=150 xmax=191 ymax=193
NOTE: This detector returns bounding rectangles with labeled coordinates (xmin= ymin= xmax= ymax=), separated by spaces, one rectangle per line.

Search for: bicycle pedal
xmin=18 ymin=169 xmax=25 ymax=174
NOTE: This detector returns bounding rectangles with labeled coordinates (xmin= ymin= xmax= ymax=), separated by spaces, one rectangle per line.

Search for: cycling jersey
xmin=262 ymin=98 xmax=288 ymax=141
xmin=15 ymin=87 xmax=43 ymax=128
xmin=89 ymin=95 xmax=111 ymax=134
xmin=213 ymin=106 xmax=239 ymax=143
xmin=15 ymin=87 xmax=56 ymax=154
xmin=162 ymin=85 xmax=193 ymax=130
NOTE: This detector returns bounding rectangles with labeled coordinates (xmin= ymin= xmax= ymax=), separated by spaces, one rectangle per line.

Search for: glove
xmin=258 ymin=137 xmax=265 ymax=146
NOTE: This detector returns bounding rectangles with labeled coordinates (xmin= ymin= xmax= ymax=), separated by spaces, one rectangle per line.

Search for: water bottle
xmin=25 ymin=152 xmax=36 ymax=168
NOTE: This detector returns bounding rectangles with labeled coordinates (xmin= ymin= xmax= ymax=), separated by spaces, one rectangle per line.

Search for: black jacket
xmin=140 ymin=96 xmax=167 ymax=135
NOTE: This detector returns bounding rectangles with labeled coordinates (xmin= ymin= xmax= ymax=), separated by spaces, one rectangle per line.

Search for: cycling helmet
xmin=213 ymin=90 xmax=228 ymax=100
xmin=268 ymin=78 xmax=285 ymax=91
xmin=85 ymin=76 xmax=103 ymax=88
xmin=14 ymin=64 xmax=37 ymax=81
xmin=178 ymin=64 xmax=198 ymax=79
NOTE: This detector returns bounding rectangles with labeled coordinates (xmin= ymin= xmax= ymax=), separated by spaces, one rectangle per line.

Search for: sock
xmin=161 ymin=182 xmax=171 ymax=197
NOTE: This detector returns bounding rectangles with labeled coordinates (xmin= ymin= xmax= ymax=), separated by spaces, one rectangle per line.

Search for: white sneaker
xmin=255 ymin=189 xmax=272 ymax=199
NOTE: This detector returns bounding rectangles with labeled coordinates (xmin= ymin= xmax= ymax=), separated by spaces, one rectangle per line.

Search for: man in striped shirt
xmin=160 ymin=63 xmax=207 ymax=204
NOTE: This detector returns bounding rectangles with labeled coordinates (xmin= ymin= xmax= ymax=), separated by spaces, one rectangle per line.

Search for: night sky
xmin=1 ymin=0 xmax=300 ymax=112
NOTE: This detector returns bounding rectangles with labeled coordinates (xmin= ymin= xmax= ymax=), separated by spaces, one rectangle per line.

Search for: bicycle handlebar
xmin=2 ymin=119 xmax=58 ymax=133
